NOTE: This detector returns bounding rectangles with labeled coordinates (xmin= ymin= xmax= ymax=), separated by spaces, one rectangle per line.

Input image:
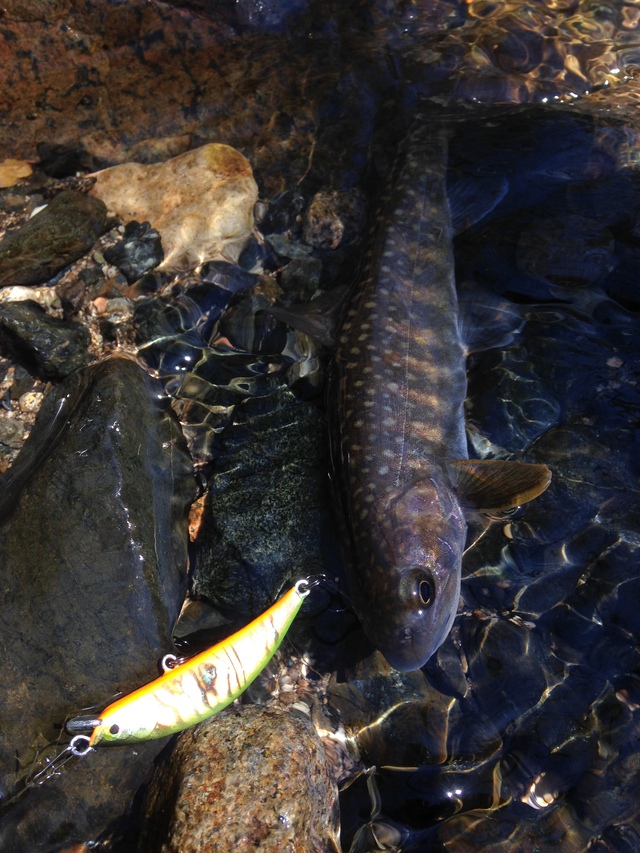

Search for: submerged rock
xmin=103 ymin=220 xmax=164 ymax=283
xmin=138 ymin=705 xmax=341 ymax=853
xmin=90 ymin=144 xmax=258 ymax=271
xmin=302 ymin=189 xmax=366 ymax=252
xmin=0 ymin=190 xmax=107 ymax=287
xmin=188 ymin=390 xmax=330 ymax=629
xmin=0 ymin=357 xmax=194 ymax=851
xmin=0 ymin=300 xmax=91 ymax=379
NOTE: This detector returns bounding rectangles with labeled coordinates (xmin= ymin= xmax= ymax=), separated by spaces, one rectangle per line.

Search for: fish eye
xmin=418 ymin=577 xmax=434 ymax=606
xmin=400 ymin=568 xmax=436 ymax=611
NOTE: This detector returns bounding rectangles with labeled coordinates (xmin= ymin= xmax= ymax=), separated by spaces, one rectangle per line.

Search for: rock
xmin=280 ymin=256 xmax=323 ymax=298
xmin=0 ymin=417 xmax=23 ymax=450
xmin=260 ymin=190 xmax=307 ymax=236
xmin=0 ymin=4 xmax=348 ymax=199
xmin=133 ymin=262 xmax=261 ymax=369
xmin=267 ymin=233 xmax=314 ymax=260
xmin=102 ymin=220 xmax=164 ymax=283
xmin=0 ymin=300 xmax=91 ymax=379
xmin=17 ymin=390 xmax=43 ymax=413
xmin=302 ymin=189 xmax=366 ymax=251
xmin=0 ymin=159 xmax=32 ymax=189
xmin=138 ymin=705 xmax=341 ymax=853
xmin=188 ymin=390 xmax=331 ymax=628
xmin=90 ymin=145 xmax=259 ymax=271
xmin=0 ymin=190 xmax=107 ymax=287
xmin=0 ymin=358 xmax=195 ymax=851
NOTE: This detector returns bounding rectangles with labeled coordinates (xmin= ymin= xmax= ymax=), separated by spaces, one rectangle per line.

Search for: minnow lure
xmin=62 ymin=577 xmax=315 ymax=755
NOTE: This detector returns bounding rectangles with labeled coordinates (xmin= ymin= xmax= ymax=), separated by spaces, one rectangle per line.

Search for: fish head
xmin=357 ymin=477 xmax=466 ymax=671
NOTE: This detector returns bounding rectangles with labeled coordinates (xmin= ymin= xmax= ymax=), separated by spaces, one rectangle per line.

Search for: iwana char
xmin=333 ymin=120 xmax=550 ymax=671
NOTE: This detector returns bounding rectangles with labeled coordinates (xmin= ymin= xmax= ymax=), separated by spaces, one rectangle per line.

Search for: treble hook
xmin=26 ymin=735 xmax=93 ymax=788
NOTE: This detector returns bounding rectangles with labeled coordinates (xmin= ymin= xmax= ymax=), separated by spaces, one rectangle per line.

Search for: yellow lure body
xmin=87 ymin=580 xmax=310 ymax=746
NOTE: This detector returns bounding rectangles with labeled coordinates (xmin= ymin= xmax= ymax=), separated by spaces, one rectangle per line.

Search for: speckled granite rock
xmin=138 ymin=705 xmax=341 ymax=853
xmin=91 ymin=144 xmax=258 ymax=270
xmin=0 ymin=190 xmax=107 ymax=287
xmin=0 ymin=1 xmax=355 ymax=198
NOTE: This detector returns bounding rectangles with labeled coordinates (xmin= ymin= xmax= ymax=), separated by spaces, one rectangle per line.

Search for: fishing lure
xmin=59 ymin=577 xmax=316 ymax=759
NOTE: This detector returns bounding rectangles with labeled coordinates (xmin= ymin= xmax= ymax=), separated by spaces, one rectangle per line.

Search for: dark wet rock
xmin=267 ymin=233 xmax=314 ymax=260
xmin=0 ymin=190 xmax=107 ymax=287
xmin=237 ymin=233 xmax=269 ymax=272
xmin=0 ymin=300 xmax=91 ymax=380
xmin=102 ymin=220 xmax=164 ymax=283
xmin=216 ymin=294 xmax=288 ymax=354
xmin=280 ymin=256 xmax=323 ymax=297
xmin=189 ymin=390 xmax=330 ymax=628
xmin=57 ymin=265 xmax=104 ymax=312
xmin=134 ymin=263 xmax=260 ymax=353
xmin=0 ymin=357 xmax=195 ymax=851
xmin=260 ymin=189 xmax=307 ymax=235
xmin=138 ymin=705 xmax=340 ymax=853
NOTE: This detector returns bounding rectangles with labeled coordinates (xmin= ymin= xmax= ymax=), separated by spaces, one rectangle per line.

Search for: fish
xmin=66 ymin=578 xmax=314 ymax=746
xmin=333 ymin=119 xmax=551 ymax=672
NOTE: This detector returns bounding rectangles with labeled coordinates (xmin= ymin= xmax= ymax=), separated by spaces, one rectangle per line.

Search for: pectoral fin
xmin=449 ymin=459 xmax=551 ymax=512
xmin=264 ymin=284 xmax=350 ymax=348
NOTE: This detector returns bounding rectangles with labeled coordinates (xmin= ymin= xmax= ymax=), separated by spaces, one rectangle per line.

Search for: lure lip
xmin=66 ymin=715 xmax=103 ymax=735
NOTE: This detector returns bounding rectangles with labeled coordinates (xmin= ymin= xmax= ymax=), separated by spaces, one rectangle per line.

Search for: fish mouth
xmin=375 ymin=627 xmax=434 ymax=672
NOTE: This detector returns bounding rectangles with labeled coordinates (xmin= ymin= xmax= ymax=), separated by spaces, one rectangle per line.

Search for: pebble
xmin=0 ymin=285 xmax=60 ymax=309
xmin=17 ymin=390 xmax=43 ymax=413
xmin=0 ymin=416 xmax=23 ymax=449
xmin=138 ymin=705 xmax=341 ymax=853
xmin=90 ymin=144 xmax=258 ymax=271
xmin=0 ymin=158 xmax=32 ymax=189
xmin=280 ymin=255 xmax=323 ymax=297
xmin=267 ymin=233 xmax=313 ymax=259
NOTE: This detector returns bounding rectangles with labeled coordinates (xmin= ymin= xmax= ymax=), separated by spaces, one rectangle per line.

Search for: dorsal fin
xmin=449 ymin=459 xmax=551 ymax=512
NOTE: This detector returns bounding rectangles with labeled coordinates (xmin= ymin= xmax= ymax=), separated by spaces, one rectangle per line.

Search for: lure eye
xmin=109 ymin=724 xmax=120 ymax=735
